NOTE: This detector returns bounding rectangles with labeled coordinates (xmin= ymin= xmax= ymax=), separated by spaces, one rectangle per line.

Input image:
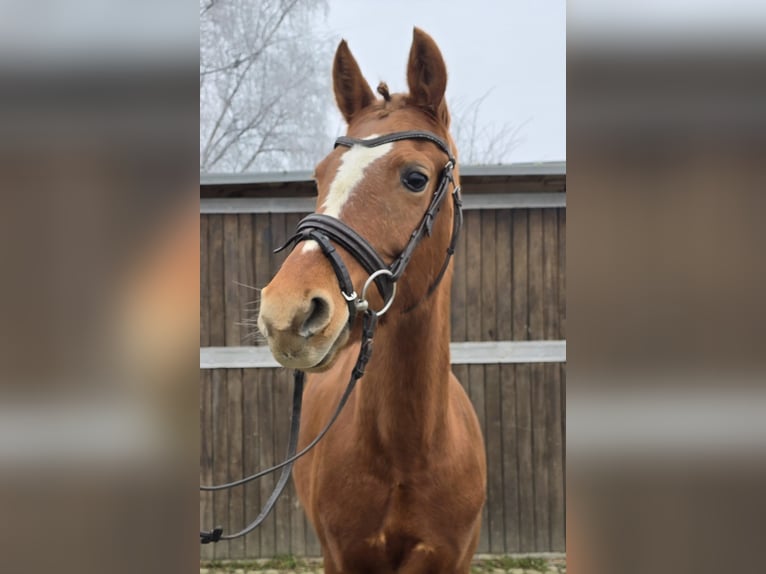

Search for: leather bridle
xmin=278 ymin=129 xmax=463 ymax=319
xmin=200 ymin=130 xmax=462 ymax=544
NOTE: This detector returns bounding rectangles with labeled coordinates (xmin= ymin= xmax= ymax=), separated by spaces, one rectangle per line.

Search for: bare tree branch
xmin=200 ymin=0 xmax=218 ymax=18
xmin=451 ymin=89 xmax=527 ymax=165
xmin=200 ymin=0 xmax=331 ymax=172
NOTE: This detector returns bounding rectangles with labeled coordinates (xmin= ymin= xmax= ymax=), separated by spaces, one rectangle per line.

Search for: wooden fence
xmin=200 ymin=163 xmax=566 ymax=559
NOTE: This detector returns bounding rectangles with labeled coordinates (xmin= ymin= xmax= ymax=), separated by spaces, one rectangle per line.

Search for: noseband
xmin=276 ymin=129 xmax=463 ymax=321
xmin=200 ymin=130 xmax=462 ymax=544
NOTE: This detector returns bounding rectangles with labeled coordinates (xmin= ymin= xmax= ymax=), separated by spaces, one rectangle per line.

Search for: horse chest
xmin=315 ymin=471 xmax=447 ymax=570
xmin=314 ymin=455 xmax=459 ymax=537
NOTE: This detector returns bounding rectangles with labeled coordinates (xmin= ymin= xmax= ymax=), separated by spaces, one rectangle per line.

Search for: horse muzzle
xmin=258 ymin=284 xmax=350 ymax=371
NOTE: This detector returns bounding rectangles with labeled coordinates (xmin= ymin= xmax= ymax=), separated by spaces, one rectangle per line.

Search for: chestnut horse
xmin=257 ymin=28 xmax=486 ymax=573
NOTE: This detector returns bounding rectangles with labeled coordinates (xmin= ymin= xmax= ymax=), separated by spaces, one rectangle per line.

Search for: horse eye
xmin=402 ymin=171 xmax=429 ymax=192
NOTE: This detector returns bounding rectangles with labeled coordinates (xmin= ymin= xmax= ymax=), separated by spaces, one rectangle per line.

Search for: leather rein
xmin=200 ymin=130 xmax=462 ymax=544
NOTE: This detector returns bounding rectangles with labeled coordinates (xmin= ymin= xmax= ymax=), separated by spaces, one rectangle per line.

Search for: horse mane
xmin=362 ymin=87 xmax=449 ymax=130
xmin=377 ymin=81 xmax=392 ymax=102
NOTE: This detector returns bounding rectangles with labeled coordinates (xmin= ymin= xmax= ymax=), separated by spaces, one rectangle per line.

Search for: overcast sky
xmin=319 ymin=0 xmax=566 ymax=163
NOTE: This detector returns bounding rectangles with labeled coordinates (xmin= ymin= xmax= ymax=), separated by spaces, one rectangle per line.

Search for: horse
xmin=257 ymin=28 xmax=486 ymax=573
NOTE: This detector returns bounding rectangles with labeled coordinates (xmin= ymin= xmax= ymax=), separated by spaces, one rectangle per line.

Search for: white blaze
xmin=302 ymin=135 xmax=392 ymax=253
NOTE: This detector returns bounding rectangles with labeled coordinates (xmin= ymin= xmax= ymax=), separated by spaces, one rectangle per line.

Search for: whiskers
xmin=233 ymin=280 xmax=268 ymax=345
xmin=233 ymin=280 xmax=262 ymax=293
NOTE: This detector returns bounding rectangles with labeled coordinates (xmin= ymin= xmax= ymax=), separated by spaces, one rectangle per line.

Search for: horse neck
xmin=353 ymin=277 xmax=452 ymax=463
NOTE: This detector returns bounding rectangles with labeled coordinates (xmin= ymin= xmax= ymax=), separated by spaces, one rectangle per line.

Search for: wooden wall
xmin=200 ymin=168 xmax=566 ymax=559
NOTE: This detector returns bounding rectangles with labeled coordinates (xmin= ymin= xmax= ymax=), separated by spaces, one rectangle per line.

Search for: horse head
xmin=258 ymin=28 xmax=459 ymax=372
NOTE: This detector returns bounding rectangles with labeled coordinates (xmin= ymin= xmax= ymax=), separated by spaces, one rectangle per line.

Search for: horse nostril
xmin=300 ymin=296 xmax=331 ymax=337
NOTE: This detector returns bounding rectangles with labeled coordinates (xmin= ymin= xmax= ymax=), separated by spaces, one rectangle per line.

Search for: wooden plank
xmin=481 ymin=210 xmax=498 ymax=343
xmin=445 ymin=340 xmax=565 ymax=364
xmin=223 ymin=215 xmax=245 ymax=558
xmin=201 ymin=215 xmax=210 ymax=347
xmin=236 ymin=214 xmax=259 ymax=346
xmin=511 ymin=210 xmax=529 ymax=342
xmin=464 ymin=193 xmax=566 ymax=210
xmin=273 ymin=368 xmax=292 ymax=555
xmin=200 ymin=340 xmax=566 ymax=369
xmin=211 ymin=368 xmax=230 ymax=559
xmin=226 ymin=369 xmax=245 ymax=558
xmin=254 ymin=213 xmax=273 ymax=293
xmin=242 ymin=367 xmax=261 ymax=558
xmin=495 ymin=210 xmax=513 ymax=331
xmin=546 ymin=363 xmax=565 ymax=552
xmin=515 ymin=363 xmax=534 ymax=553
xmin=484 ymin=372 xmax=504 ymax=556
xmin=500 ymin=364 xmax=520 ymax=553
xmin=559 ymin=365 xmax=566 ymax=552
xmin=223 ymin=215 xmax=242 ymax=346
xmin=528 ymin=210 xmax=544 ymax=343
xmin=481 ymin=210 xmax=504 ymax=553
xmin=208 ymin=215 xmax=225 ymax=347
xmin=544 ymin=209 xmax=565 ymax=551
xmin=496 ymin=208 xmax=517 ymax=552
xmin=558 ymin=209 xmax=566 ymax=340
xmin=528 ymin=209 xmax=550 ymax=552
xmin=199 ymin=369 xmax=214 ymax=561
xmin=464 ymin=211 xmax=483 ymax=346
xmin=257 ymin=369 xmax=276 ymax=556
xmin=543 ymin=209 xmax=559 ymax=344
xmin=512 ymin=209 xmax=535 ymax=552
xmin=199 ymin=192 xmax=565 ymax=214
xmin=463 ymin=209 xmax=488 ymax=553
xmin=201 ymin=196 xmax=316 ymax=214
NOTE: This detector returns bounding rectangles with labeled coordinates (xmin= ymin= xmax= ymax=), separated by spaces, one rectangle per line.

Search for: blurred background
xmin=568 ymin=2 xmax=766 ymax=574
xmin=0 ymin=0 xmax=198 ymax=572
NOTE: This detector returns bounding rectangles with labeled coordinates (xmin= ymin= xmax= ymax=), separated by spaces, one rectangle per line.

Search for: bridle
xmin=280 ymin=129 xmax=463 ymax=319
xmin=200 ymin=130 xmax=463 ymax=544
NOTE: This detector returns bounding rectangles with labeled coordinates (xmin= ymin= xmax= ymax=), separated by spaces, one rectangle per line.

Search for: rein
xmin=199 ymin=130 xmax=462 ymax=544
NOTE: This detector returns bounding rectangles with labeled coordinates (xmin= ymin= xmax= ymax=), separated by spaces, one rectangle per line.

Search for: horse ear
xmin=333 ymin=40 xmax=375 ymax=124
xmin=406 ymin=28 xmax=448 ymax=123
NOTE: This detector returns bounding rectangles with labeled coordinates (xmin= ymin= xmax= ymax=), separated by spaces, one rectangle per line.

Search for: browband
xmin=335 ymin=130 xmax=455 ymax=165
